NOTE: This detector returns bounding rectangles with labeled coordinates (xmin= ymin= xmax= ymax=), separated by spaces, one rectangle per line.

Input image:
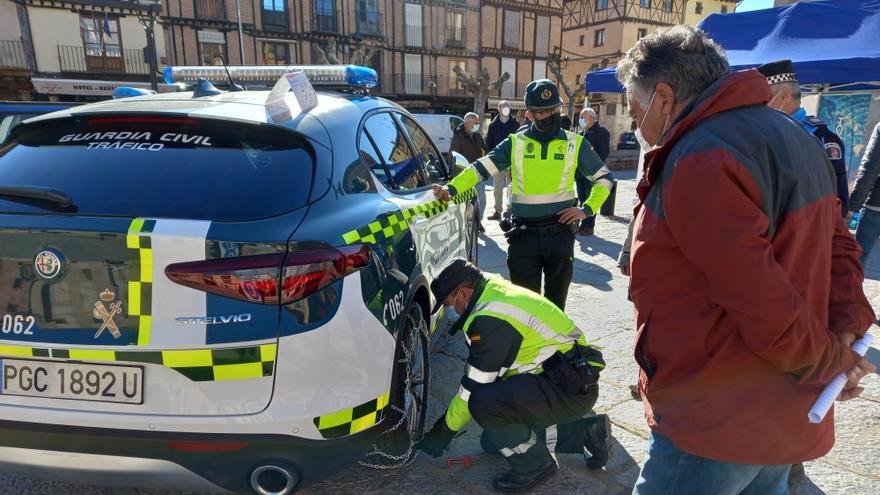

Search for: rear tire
xmin=359 ymin=302 xmax=429 ymax=467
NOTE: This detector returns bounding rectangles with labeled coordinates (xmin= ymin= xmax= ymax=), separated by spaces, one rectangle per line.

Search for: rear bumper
xmin=0 ymin=419 xmax=382 ymax=494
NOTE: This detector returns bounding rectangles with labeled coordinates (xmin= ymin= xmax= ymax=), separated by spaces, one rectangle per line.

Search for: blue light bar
xmin=163 ymin=65 xmax=378 ymax=89
xmin=112 ymin=87 xmax=156 ymax=99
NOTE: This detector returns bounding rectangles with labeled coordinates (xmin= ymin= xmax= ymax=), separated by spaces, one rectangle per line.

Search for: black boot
xmin=492 ymin=457 xmax=558 ymax=494
xmin=583 ymin=414 xmax=612 ymax=470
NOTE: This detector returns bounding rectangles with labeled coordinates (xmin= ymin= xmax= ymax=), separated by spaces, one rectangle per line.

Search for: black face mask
xmin=534 ymin=112 xmax=562 ymax=135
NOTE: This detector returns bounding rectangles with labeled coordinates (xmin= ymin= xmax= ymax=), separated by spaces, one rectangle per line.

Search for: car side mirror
xmin=450 ymin=151 xmax=469 ymax=177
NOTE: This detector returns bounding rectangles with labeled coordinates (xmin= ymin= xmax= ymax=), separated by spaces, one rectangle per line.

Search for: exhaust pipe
xmin=250 ymin=464 xmax=298 ymax=495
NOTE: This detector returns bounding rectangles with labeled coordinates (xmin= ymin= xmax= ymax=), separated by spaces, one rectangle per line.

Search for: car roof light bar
xmin=163 ymin=65 xmax=378 ymax=89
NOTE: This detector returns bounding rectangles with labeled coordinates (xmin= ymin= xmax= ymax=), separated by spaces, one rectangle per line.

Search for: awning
xmin=31 ymin=78 xmax=176 ymax=97
xmin=488 ymin=97 xmax=527 ymax=110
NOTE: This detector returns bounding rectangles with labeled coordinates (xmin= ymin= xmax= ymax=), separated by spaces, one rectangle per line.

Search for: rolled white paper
xmin=808 ymin=333 xmax=874 ymax=424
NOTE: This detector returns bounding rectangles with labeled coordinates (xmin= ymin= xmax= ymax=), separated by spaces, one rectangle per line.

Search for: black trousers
xmin=470 ymin=373 xmax=599 ymax=474
xmin=507 ymin=229 xmax=575 ymax=309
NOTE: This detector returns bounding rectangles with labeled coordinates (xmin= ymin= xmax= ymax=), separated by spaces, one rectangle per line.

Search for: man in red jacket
xmin=616 ymin=26 xmax=876 ymax=494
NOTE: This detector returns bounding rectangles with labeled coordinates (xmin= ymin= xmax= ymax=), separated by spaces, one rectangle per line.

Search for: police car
xmin=0 ymin=65 xmax=478 ymax=494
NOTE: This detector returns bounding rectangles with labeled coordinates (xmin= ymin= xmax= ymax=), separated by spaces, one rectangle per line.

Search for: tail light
xmin=165 ymin=245 xmax=370 ymax=304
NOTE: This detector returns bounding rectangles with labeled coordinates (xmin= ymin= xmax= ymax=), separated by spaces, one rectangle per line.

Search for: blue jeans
xmin=632 ymin=432 xmax=790 ymax=495
xmin=855 ymin=208 xmax=880 ymax=266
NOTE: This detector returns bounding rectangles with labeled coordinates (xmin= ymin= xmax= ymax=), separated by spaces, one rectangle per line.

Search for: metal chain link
xmin=358 ymin=310 xmax=428 ymax=470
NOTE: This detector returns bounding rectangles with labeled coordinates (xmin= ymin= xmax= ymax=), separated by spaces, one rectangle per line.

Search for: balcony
xmin=446 ymin=26 xmax=465 ymax=49
xmin=404 ymin=25 xmax=423 ymax=48
xmin=262 ymin=8 xmax=289 ymax=32
xmin=373 ymin=73 xmax=472 ymax=99
xmin=355 ymin=9 xmax=382 ymax=36
xmin=0 ymin=40 xmax=27 ymax=69
xmin=313 ymin=7 xmax=338 ymax=33
xmin=58 ymin=44 xmax=149 ymax=75
xmin=195 ymin=0 xmax=226 ymax=21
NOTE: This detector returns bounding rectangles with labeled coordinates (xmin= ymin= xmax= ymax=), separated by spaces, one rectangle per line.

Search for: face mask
xmin=501 ymin=107 xmax=510 ymax=117
xmin=636 ymin=89 xmax=671 ymax=147
xmin=534 ymin=112 xmax=562 ymax=134
xmin=446 ymin=291 xmax=462 ymax=323
xmin=634 ymin=127 xmax=652 ymax=152
xmin=471 ymin=124 xmax=480 ymax=134
xmin=579 ymin=118 xmax=587 ymax=129
xmin=767 ymin=90 xmax=783 ymax=111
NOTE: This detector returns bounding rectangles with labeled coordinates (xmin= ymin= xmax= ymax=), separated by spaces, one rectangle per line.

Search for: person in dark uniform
xmin=758 ymin=60 xmax=849 ymax=216
xmin=576 ymin=108 xmax=612 ymax=236
xmin=431 ymin=80 xmax=615 ymax=310
xmin=416 ymin=259 xmax=612 ymax=493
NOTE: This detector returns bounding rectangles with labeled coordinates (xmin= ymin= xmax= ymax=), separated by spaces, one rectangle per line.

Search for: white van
xmin=410 ymin=113 xmax=464 ymax=154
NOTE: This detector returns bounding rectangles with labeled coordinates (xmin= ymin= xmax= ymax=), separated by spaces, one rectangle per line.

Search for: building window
xmin=405 ymin=3 xmax=423 ymax=47
xmin=594 ymin=29 xmax=605 ymax=47
xmin=77 ymin=14 xmax=123 ymax=73
xmin=404 ymin=53 xmax=422 ymax=93
xmin=606 ymin=103 xmax=617 ymax=116
xmin=637 ymin=28 xmax=648 ymax=40
xmin=262 ymin=0 xmax=288 ymax=31
xmin=447 ymin=11 xmax=465 ymax=48
xmin=535 ymin=16 xmax=550 ymax=57
xmin=596 ymin=0 xmax=608 ymax=10
xmin=662 ymin=0 xmax=673 ymax=12
xmin=579 ymin=35 xmax=585 ymax=46
xmin=195 ymin=0 xmax=226 ymax=20
xmin=533 ymin=60 xmax=546 ymax=81
xmin=356 ymin=0 xmax=381 ymax=36
xmin=449 ymin=60 xmax=466 ymax=93
xmin=695 ymin=2 xmax=703 ymax=14
xmin=503 ymin=10 xmax=521 ymax=49
xmin=500 ymin=57 xmax=516 ymax=97
xmin=721 ymin=5 xmax=728 ymax=13
xmin=261 ymin=41 xmax=289 ymax=65
xmin=314 ymin=0 xmax=337 ymax=32
xmin=640 ymin=0 xmax=651 ymax=8
xmin=198 ymin=30 xmax=226 ymax=65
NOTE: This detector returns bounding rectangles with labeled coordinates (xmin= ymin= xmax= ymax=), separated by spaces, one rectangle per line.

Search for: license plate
xmin=0 ymin=358 xmax=143 ymax=404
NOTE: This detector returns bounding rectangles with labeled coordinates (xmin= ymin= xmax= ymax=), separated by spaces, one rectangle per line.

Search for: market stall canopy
xmin=585 ymin=0 xmax=880 ymax=94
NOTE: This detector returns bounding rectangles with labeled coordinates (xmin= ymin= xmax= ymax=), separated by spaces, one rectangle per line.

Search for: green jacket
xmin=444 ymin=276 xmax=593 ymax=431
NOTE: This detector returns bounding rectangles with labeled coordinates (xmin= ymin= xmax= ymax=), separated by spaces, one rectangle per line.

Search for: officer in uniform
xmin=432 ymin=80 xmax=614 ymax=310
xmin=758 ymin=59 xmax=850 ymax=217
xmin=416 ymin=258 xmax=612 ymax=493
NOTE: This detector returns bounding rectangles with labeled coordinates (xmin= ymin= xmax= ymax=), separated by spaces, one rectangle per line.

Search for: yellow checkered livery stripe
xmin=126 ymin=218 xmax=154 ymax=346
xmin=341 ymin=188 xmax=478 ymax=245
xmin=313 ymin=391 xmax=391 ymax=439
xmin=0 ymin=343 xmax=277 ymax=382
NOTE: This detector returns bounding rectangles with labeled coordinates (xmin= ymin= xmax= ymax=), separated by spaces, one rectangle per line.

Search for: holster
xmin=542 ymin=343 xmax=605 ymax=396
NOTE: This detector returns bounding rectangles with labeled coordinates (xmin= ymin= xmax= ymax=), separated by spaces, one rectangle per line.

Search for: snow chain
xmin=358 ymin=310 xmax=428 ymax=470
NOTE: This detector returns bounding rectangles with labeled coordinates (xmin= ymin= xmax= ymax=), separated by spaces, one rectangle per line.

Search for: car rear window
xmin=0 ymin=116 xmax=315 ymax=221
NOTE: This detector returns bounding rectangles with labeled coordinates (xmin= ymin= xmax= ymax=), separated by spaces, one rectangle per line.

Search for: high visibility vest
xmin=462 ymin=278 xmax=589 ymax=375
xmin=508 ymin=130 xmax=582 ymax=206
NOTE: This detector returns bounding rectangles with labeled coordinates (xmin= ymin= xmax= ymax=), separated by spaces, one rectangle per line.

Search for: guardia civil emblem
xmin=540 ymin=89 xmax=552 ymax=100
xmin=526 ymin=142 xmax=535 ymax=153
xmin=93 ymin=289 xmax=123 ymax=339
xmin=34 ymin=249 xmax=63 ymax=280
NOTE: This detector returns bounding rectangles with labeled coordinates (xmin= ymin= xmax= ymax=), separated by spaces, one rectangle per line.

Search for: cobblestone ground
xmin=3 ymin=171 xmax=878 ymax=494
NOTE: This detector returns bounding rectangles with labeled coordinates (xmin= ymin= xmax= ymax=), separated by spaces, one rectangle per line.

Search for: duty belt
xmin=506 ymin=215 xmax=576 ymax=237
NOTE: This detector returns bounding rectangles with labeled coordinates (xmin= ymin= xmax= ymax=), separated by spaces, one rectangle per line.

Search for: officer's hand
xmin=838 ymin=356 xmax=876 ymax=401
xmin=619 ymin=264 xmax=630 ymax=276
xmin=415 ymin=415 xmax=457 ymax=457
xmin=557 ymin=207 xmax=587 ymax=225
xmin=432 ymin=184 xmax=452 ymax=202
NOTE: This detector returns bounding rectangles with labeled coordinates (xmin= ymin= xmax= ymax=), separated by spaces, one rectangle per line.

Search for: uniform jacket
xmin=630 ymin=69 xmax=874 ymax=465
xmin=582 ymin=122 xmax=611 ymax=162
xmin=793 ymin=108 xmax=849 ymax=216
xmin=486 ymin=114 xmax=521 ymax=151
xmin=449 ymin=124 xmax=487 ymax=165
xmin=848 ymin=122 xmax=880 ymax=211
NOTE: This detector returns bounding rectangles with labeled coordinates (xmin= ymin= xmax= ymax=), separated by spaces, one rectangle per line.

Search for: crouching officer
xmin=432 ymin=80 xmax=614 ymax=310
xmin=416 ymin=258 xmax=612 ymax=493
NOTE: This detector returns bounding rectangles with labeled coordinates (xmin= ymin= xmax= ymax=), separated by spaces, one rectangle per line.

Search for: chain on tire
xmin=358 ymin=310 xmax=428 ymax=470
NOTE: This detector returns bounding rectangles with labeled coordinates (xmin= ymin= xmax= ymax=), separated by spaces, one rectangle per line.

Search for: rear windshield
xmin=0 ymin=116 xmax=315 ymax=221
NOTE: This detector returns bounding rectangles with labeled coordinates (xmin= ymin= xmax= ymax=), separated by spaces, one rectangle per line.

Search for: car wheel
xmin=359 ymin=302 xmax=429 ymax=467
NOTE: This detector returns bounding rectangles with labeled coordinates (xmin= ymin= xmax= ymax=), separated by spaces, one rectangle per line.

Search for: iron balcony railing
xmin=446 ymin=26 xmax=465 ymax=48
xmin=355 ymin=9 xmax=382 ymax=36
xmin=0 ymin=40 xmax=27 ymax=69
xmin=57 ymin=44 xmax=149 ymax=75
xmin=375 ymin=73 xmax=472 ymax=98
xmin=313 ymin=7 xmax=338 ymax=33
xmin=262 ymin=8 xmax=289 ymax=32
xmin=195 ymin=0 xmax=226 ymax=21
xmin=404 ymin=25 xmax=423 ymax=48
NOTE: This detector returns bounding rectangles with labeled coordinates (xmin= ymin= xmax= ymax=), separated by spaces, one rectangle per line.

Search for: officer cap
xmin=524 ymin=79 xmax=562 ymax=111
xmin=756 ymin=59 xmax=798 ymax=85
xmin=430 ymin=257 xmax=481 ymax=314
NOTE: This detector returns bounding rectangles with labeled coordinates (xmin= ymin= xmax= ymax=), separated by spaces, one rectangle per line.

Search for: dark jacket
xmin=797 ymin=111 xmax=849 ymax=216
xmin=449 ymin=124 xmax=487 ymax=164
xmin=582 ymin=122 xmax=611 ymax=162
xmin=848 ymin=122 xmax=880 ymax=211
xmin=631 ymin=69 xmax=873 ymax=465
xmin=486 ymin=114 xmax=520 ymax=151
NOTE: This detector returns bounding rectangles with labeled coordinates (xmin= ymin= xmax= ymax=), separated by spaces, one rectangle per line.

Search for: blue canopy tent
xmin=585 ymin=0 xmax=880 ymax=94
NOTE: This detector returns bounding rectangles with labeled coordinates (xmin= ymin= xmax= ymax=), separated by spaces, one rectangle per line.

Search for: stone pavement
xmin=3 ymin=170 xmax=878 ymax=494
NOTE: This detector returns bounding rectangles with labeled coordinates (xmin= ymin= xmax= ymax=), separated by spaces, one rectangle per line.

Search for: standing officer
xmin=576 ymin=107 xmax=612 ymax=236
xmin=758 ymin=60 xmax=850 ymax=216
xmin=416 ymin=258 xmax=611 ymax=493
xmin=432 ymin=80 xmax=614 ymax=310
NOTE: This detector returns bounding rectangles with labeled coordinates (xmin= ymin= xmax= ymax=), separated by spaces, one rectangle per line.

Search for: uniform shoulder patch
xmin=805 ymin=115 xmax=826 ymax=127
xmin=825 ymin=141 xmax=843 ymax=160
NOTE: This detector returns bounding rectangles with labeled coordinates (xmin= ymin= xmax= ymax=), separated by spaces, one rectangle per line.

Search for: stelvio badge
xmin=93 ymin=289 xmax=123 ymax=339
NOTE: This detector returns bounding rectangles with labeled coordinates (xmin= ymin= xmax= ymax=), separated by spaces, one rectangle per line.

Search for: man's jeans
xmin=632 ymin=432 xmax=791 ymax=495
xmin=855 ymin=208 xmax=880 ymax=266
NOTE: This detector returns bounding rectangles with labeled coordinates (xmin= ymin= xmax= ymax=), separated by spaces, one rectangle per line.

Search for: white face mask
xmin=579 ymin=118 xmax=587 ymax=129
xmin=635 ymin=89 xmax=671 ymax=148
xmin=634 ymin=127 xmax=652 ymax=153
xmin=501 ymin=107 xmax=511 ymax=117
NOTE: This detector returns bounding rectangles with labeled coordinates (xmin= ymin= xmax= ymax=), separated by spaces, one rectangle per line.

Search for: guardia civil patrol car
xmin=0 ymin=65 xmax=478 ymax=494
